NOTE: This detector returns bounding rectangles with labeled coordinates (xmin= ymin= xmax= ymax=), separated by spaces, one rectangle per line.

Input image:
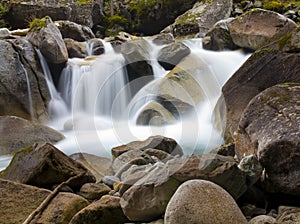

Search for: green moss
xmin=29 ymin=17 xmax=48 ymax=31
xmin=72 ymin=0 xmax=95 ymax=5
xmin=262 ymin=0 xmax=300 ymax=12
xmin=107 ymin=14 xmax=128 ymax=28
xmin=278 ymin=32 xmax=292 ymax=50
xmin=0 ymin=3 xmax=8 ymax=28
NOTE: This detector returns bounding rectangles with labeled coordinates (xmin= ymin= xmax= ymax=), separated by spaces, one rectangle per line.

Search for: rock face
xmin=0 ymin=38 xmax=51 ymax=121
xmin=70 ymin=195 xmax=128 ymax=224
xmin=157 ymin=42 xmax=191 ymax=70
xmin=34 ymin=192 xmax=90 ymax=224
xmin=0 ymin=143 xmax=95 ymax=190
xmin=26 ymin=17 xmax=68 ymax=64
xmin=277 ymin=207 xmax=300 ymax=223
xmin=56 ymin=20 xmax=95 ymax=42
xmin=228 ymin=9 xmax=298 ymax=50
xmin=220 ymin=28 xmax=300 ymax=142
xmin=0 ymin=116 xmax=64 ymax=155
xmin=6 ymin=1 xmax=102 ymax=29
xmin=235 ymin=83 xmax=300 ymax=195
xmin=164 ymin=180 xmax=247 ymax=224
xmin=120 ymin=163 xmax=181 ymax=222
xmin=163 ymin=0 xmax=232 ymax=38
xmin=167 ymin=154 xmax=247 ymax=199
xmin=0 ymin=178 xmax=50 ymax=224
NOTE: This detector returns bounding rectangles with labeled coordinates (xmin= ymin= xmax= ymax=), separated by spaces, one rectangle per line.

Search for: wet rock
xmin=202 ymin=18 xmax=239 ymax=51
xmin=163 ymin=0 xmax=232 ymax=38
xmin=56 ymin=20 xmax=95 ymax=42
xmin=79 ymin=182 xmax=111 ymax=201
xmin=0 ymin=38 xmax=51 ymax=121
xmin=236 ymin=83 xmax=300 ymax=195
xmin=152 ymin=33 xmax=175 ymax=45
xmin=27 ymin=17 xmax=68 ymax=64
xmin=167 ymin=154 xmax=247 ymax=199
xmin=220 ymin=29 xmax=300 ymax=141
xmin=87 ymin=38 xmax=105 ymax=55
xmin=35 ymin=192 xmax=90 ymax=224
xmin=0 ymin=143 xmax=95 ymax=190
xmin=157 ymin=42 xmax=191 ymax=70
xmin=249 ymin=215 xmax=276 ymax=224
xmin=164 ymin=179 xmax=247 ymax=224
xmin=70 ymin=195 xmax=128 ymax=224
xmin=120 ymin=163 xmax=181 ymax=222
xmin=70 ymin=153 xmax=113 ymax=183
xmin=228 ymin=9 xmax=298 ymax=50
xmin=111 ymin=135 xmax=183 ymax=158
xmin=0 ymin=116 xmax=64 ymax=155
xmin=210 ymin=142 xmax=235 ymax=157
xmin=0 ymin=178 xmax=50 ymax=224
xmin=64 ymin=38 xmax=86 ymax=58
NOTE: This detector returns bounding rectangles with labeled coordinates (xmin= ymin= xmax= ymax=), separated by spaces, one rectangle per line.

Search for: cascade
xmin=36 ymin=49 xmax=68 ymax=118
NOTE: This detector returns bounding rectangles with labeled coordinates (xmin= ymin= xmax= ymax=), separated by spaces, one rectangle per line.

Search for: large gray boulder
xmin=120 ymin=163 xmax=181 ymax=222
xmin=235 ymin=83 xmax=300 ymax=195
xmin=162 ymin=0 xmax=233 ymax=38
xmin=0 ymin=116 xmax=63 ymax=155
xmin=157 ymin=42 xmax=191 ymax=70
xmin=219 ymin=28 xmax=300 ymax=142
xmin=0 ymin=38 xmax=51 ymax=121
xmin=228 ymin=9 xmax=298 ymax=50
xmin=0 ymin=143 xmax=95 ymax=190
xmin=64 ymin=38 xmax=86 ymax=58
xmin=27 ymin=17 xmax=68 ymax=64
xmin=164 ymin=180 xmax=247 ymax=224
xmin=167 ymin=154 xmax=247 ymax=199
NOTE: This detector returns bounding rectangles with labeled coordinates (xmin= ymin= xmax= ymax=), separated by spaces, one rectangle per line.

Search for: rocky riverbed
xmin=0 ymin=0 xmax=300 ymax=223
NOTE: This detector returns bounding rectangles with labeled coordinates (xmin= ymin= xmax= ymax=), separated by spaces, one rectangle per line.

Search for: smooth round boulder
xmin=164 ymin=179 xmax=247 ymax=224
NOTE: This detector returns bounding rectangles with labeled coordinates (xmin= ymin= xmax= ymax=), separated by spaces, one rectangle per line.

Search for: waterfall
xmin=18 ymin=54 xmax=34 ymax=120
xmin=36 ymin=49 xmax=68 ymax=119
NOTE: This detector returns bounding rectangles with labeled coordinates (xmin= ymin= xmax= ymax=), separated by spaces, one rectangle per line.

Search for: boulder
xmin=157 ymin=42 xmax=191 ymax=70
xmin=55 ymin=20 xmax=95 ymax=42
xmin=0 ymin=38 xmax=51 ymax=121
xmin=64 ymin=38 xmax=86 ymax=58
xmin=249 ymin=215 xmax=276 ymax=224
xmin=167 ymin=154 xmax=247 ymax=199
xmin=26 ymin=17 xmax=68 ymax=64
xmin=6 ymin=1 xmax=102 ymax=29
xmin=164 ymin=179 xmax=247 ymax=224
xmin=162 ymin=0 xmax=232 ymax=38
xmin=0 ymin=178 xmax=50 ymax=224
xmin=120 ymin=163 xmax=181 ymax=222
xmin=0 ymin=116 xmax=64 ymax=155
xmin=111 ymin=135 xmax=183 ymax=158
xmin=210 ymin=142 xmax=235 ymax=157
xmin=70 ymin=195 xmax=128 ymax=224
xmin=120 ymin=38 xmax=153 ymax=81
xmin=70 ymin=153 xmax=113 ymax=182
xmin=87 ymin=38 xmax=105 ymax=55
xmin=228 ymin=9 xmax=298 ymax=50
xmin=238 ymin=155 xmax=262 ymax=186
xmin=78 ymin=182 xmax=111 ymax=201
xmin=202 ymin=18 xmax=239 ymax=51
xmin=277 ymin=207 xmax=300 ymax=223
xmin=34 ymin=192 xmax=90 ymax=224
xmin=0 ymin=143 xmax=95 ymax=190
xmin=220 ymin=28 xmax=300 ymax=142
xmin=235 ymin=83 xmax=300 ymax=195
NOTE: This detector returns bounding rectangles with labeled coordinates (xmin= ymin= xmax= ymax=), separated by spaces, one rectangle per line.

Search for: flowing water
xmin=0 ymin=38 xmax=251 ymax=170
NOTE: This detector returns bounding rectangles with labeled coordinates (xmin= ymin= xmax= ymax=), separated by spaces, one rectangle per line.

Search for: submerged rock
xmin=164 ymin=179 xmax=247 ymax=224
xmin=0 ymin=116 xmax=63 ymax=155
xmin=236 ymin=83 xmax=300 ymax=195
xmin=0 ymin=143 xmax=95 ymax=190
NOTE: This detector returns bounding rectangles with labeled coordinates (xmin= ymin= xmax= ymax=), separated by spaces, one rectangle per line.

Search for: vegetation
xmin=29 ymin=17 xmax=48 ymax=31
xmin=0 ymin=3 xmax=8 ymax=28
xmin=262 ymin=0 xmax=300 ymax=12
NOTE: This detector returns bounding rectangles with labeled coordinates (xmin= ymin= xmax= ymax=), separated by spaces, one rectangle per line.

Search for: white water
xmin=0 ymin=38 xmax=251 ymax=171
